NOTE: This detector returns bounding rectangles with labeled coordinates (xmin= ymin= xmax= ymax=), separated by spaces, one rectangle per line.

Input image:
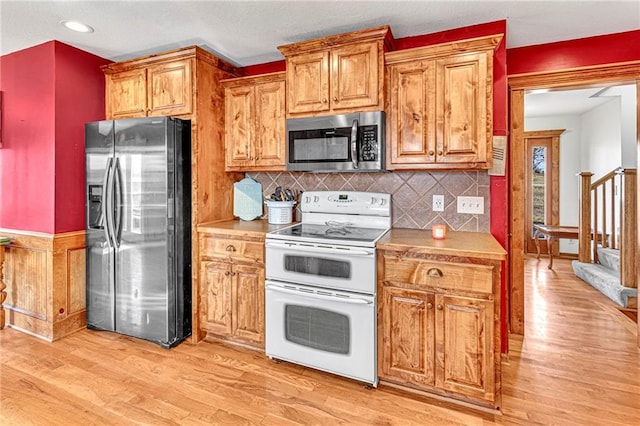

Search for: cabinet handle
xmin=224 ymin=271 xmax=230 ymax=276
xmin=437 ymin=304 xmax=443 ymax=311
xmin=427 ymin=267 xmax=443 ymax=278
xmin=230 ymin=272 xmax=236 ymax=277
xmin=323 ymin=98 xmax=328 ymax=104
xmin=412 ymin=113 xmax=420 ymax=122
xmin=438 ymin=151 xmax=443 ymax=156
xmin=333 ymin=96 xmax=338 ymax=102
xmin=426 ymin=302 xmax=433 ymax=310
xmin=225 ymin=245 xmax=236 ymax=252
xmin=428 ymin=150 xmax=435 ymax=156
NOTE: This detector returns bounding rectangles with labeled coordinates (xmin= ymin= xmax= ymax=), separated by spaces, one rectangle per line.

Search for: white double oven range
xmin=265 ymin=191 xmax=391 ymax=387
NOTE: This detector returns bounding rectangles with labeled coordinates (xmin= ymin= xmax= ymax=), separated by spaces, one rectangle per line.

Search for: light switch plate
xmin=457 ymin=196 xmax=484 ymax=214
xmin=432 ymin=195 xmax=444 ymax=212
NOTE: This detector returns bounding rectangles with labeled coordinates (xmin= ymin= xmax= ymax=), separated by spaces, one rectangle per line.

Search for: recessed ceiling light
xmin=60 ymin=20 xmax=94 ymax=33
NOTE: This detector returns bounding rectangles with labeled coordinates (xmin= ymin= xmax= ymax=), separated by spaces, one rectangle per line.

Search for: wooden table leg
xmin=547 ymin=236 xmax=555 ymax=269
xmin=0 ymin=247 xmax=6 ymax=329
xmin=534 ymin=228 xmax=542 ymax=260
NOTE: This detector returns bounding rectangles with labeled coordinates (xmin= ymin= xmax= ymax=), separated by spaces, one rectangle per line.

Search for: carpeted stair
xmin=572 ymin=247 xmax=637 ymax=308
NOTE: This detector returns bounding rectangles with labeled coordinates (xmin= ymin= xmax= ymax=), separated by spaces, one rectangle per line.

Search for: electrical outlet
xmin=432 ymin=195 xmax=444 ymax=212
xmin=457 ymin=196 xmax=484 ymax=214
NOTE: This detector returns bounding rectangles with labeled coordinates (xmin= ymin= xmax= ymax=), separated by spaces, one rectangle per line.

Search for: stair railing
xmin=578 ymin=167 xmax=637 ymax=288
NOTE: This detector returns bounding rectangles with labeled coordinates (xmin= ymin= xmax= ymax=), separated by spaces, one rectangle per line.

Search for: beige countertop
xmin=198 ymin=221 xmax=507 ymax=261
xmin=377 ymin=228 xmax=507 ymax=261
xmin=197 ymin=219 xmax=293 ymax=238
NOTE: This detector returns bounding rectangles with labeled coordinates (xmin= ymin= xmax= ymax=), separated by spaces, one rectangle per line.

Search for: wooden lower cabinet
xmin=380 ymin=286 xmax=435 ymax=387
xmin=199 ymin=233 xmax=265 ymax=347
xmin=378 ymin=249 xmax=500 ymax=409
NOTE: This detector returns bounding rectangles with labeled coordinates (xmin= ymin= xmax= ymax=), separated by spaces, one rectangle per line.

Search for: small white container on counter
xmin=265 ymin=200 xmax=296 ymax=224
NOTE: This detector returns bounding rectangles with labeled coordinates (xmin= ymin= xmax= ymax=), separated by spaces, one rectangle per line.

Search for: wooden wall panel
xmin=68 ymin=248 xmax=86 ymax=315
xmin=0 ymin=229 xmax=86 ymax=341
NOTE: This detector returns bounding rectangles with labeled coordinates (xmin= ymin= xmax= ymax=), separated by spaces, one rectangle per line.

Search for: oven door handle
xmin=266 ymin=284 xmax=373 ymax=305
xmin=265 ymin=241 xmax=374 ymax=257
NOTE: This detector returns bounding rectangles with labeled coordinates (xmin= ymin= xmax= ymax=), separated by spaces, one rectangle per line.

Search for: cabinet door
xmin=386 ymin=61 xmax=436 ymax=168
xmin=254 ymin=80 xmax=286 ymax=169
xmin=435 ymin=294 xmax=494 ymax=402
xmin=147 ymin=59 xmax=193 ymax=117
xmin=232 ymin=264 xmax=265 ymax=346
xmin=200 ymin=260 xmax=232 ymax=335
xmin=106 ymin=69 xmax=147 ymax=119
xmin=225 ymin=85 xmax=255 ymax=169
xmin=380 ymin=286 xmax=435 ymax=387
xmin=286 ymin=51 xmax=330 ymax=115
xmin=435 ymin=52 xmax=488 ymax=165
xmin=331 ymin=42 xmax=380 ymax=111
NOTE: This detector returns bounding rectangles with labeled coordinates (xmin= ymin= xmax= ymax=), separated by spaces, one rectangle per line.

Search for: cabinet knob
xmin=428 ymin=150 xmax=435 ymax=156
xmin=323 ymin=98 xmax=328 ymax=104
xmin=438 ymin=151 xmax=443 ymax=156
xmin=426 ymin=302 xmax=433 ymax=310
xmin=224 ymin=271 xmax=230 ymax=276
xmin=225 ymin=245 xmax=236 ymax=252
xmin=230 ymin=272 xmax=236 ymax=277
xmin=427 ymin=267 xmax=443 ymax=278
xmin=412 ymin=113 xmax=420 ymax=122
xmin=437 ymin=304 xmax=443 ymax=311
xmin=333 ymin=96 xmax=338 ymax=102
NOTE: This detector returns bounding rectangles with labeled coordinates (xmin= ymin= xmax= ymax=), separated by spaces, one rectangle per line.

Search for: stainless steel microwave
xmin=286 ymin=111 xmax=385 ymax=172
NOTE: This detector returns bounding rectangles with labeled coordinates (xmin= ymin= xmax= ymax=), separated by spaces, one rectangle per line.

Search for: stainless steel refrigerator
xmin=85 ymin=117 xmax=191 ymax=347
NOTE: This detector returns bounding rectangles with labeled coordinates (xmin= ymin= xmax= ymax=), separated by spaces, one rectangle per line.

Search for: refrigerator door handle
xmin=113 ymin=157 xmax=123 ymax=248
xmin=101 ymin=157 xmax=114 ymax=247
xmin=105 ymin=156 xmax=118 ymax=249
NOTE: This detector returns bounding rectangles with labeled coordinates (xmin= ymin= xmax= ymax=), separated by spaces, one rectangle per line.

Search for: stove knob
xmin=370 ymin=197 xmax=377 ymax=205
xmin=314 ymin=196 xmax=320 ymax=203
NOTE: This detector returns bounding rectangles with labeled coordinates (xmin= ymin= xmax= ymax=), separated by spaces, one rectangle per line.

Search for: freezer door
xmin=85 ymin=120 xmax=116 ymax=331
xmin=113 ymin=117 xmax=172 ymax=344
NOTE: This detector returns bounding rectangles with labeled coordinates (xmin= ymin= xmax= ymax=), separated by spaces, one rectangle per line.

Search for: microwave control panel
xmin=360 ymin=125 xmax=378 ymax=161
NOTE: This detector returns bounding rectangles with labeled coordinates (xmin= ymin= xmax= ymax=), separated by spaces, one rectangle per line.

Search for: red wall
xmin=507 ymin=30 xmax=640 ymax=75
xmin=0 ymin=41 xmax=110 ymax=234
xmin=53 ymin=42 xmax=111 ymax=233
xmin=0 ymin=43 xmax=57 ymax=232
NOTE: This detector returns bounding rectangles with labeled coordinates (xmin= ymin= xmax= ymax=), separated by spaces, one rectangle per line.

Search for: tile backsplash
xmin=247 ymin=171 xmax=490 ymax=232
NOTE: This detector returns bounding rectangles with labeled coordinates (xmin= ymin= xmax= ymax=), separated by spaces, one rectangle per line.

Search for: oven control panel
xmin=301 ymin=191 xmax=391 ymax=217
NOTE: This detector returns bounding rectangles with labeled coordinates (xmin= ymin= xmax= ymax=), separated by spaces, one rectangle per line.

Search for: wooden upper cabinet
xmin=387 ymin=60 xmax=436 ymax=165
xmin=103 ymin=52 xmax=197 ymax=119
xmin=223 ymin=72 xmax=286 ymax=171
xmin=286 ymin=51 xmax=330 ymax=114
xmin=331 ymin=42 xmax=380 ymax=111
xmin=279 ymin=26 xmax=391 ymax=117
xmin=147 ymin=59 xmax=193 ymax=116
xmin=385 ymin=34 xmax=502 ymax=170
xmin=106 ymin=68 xmax=147 ymax=119
xmin=436 ymin=53 xmax=488 ymax=165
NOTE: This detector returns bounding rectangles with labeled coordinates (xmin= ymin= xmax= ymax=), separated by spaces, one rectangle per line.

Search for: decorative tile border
xmin=247 ymin=171 xmax=490 ymax=232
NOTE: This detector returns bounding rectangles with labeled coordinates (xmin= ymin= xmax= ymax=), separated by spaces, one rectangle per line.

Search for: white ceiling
xmin=2 ymin=1 xmax=638 ymax=118
xmin=1 ymin=1 xmax=639 ymax=67
xmin=525 ymin=87 xmax=619 ymax=118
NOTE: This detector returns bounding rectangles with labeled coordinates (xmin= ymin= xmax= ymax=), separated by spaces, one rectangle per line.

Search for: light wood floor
xmin=1 ymin=257 xmax=639 ymax=425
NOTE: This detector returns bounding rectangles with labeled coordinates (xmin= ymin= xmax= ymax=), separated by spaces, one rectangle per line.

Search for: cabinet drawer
xmin=383 ymin=256 xmax=493 ymax=294
xmin=200 ymin=235 xmax=264 ymax=263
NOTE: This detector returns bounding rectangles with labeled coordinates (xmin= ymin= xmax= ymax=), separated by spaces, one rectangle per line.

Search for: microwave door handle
xmin=266 ymin=284 xmax=372 ymax=305
xmin=351 ymin=119 xmax=359 ymax=169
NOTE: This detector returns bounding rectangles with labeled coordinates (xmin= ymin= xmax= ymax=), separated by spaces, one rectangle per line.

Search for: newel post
xmin=578 ymin=172 xmax=593 ymax=263
xmin=619 ymin=169 xmax=637 ymax=288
